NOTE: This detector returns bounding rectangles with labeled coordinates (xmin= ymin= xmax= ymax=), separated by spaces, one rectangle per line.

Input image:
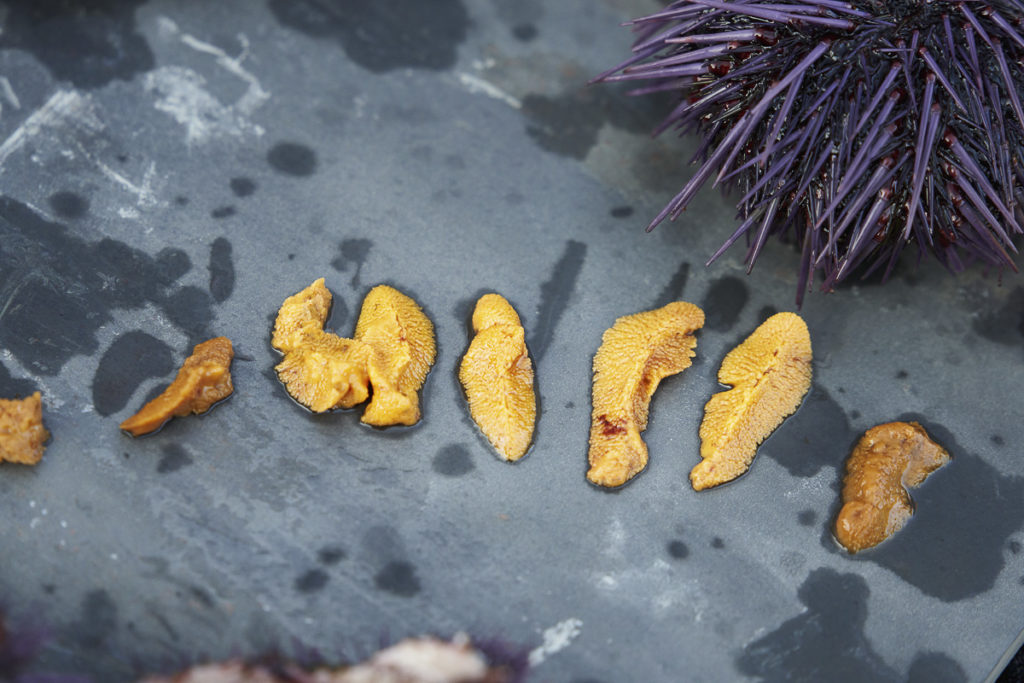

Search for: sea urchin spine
xmin=597 ymin=0 xmax=1024 ymax=300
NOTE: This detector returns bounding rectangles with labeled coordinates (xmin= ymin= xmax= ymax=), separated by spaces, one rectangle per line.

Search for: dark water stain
xmin=522 ymin=85 xmax=665 ymax=159
xmin=268 ymin=0 xmax=468 ymax=73
xmin=0 ymin=197 xmax=213 ymax=375
xmin=0 ymin=361 xmax=36 ymax=397
xmin=701 ymin=276 xmax=749 ymax=331
xmin=992 ymin=434 xmax=1005 ymax=446
xmin=174 ymin=195 xmax=190 ymax=206
xmin=797 ymin=509 xmax=817 ymax=526
xmin=295 ymin=568 xmax=330 ymax=593
xmin=374 ymin=560 xmax=421 ymax=597
xmin=267 ymin=142 xmax=318 ymax=177
xmin=91 ymin=331 xmax=175 ymax=416
xmin=0 ymin=0 xmax=154 ymax=89
xmin=433 ymin=444 xmax=474 ymax=477
xmin=141 ymin=381 xmax=169 ymax=405
xmin=230 ymin=177 xmax=257 ymax=198
xmin=758 ymin=305 xmax=779 ymax=321
xmin=318 ymin=546 xmax=347 ymax=565
xmin=48 ymin=191 xmax=89 ymax=219
xmin=906 ymin=651 xmax=967 ymax=683
xmin=330 ymin=238 xmax=372 ymax=288
xmin=711 ymin=537 xmax=725 ymax=549
xmin=972 ymin=287 xmax=1024 ymax=346
xmin=156 ymin=444 xmax=193 ymax=474
xmin=735 ymin=568 xmax=899 ymax=682
xmin=42 ymin=583 xmax=56 ymax=594
xmin=610 ymin=205 xmax=634 ymax=219
xmin=1009 ymin=540 xmax=1021 ymax=555
xmin=667 ymin=540 xmax=689 ymax=559
xmin=896 ymin=369 xmax=909 ymax=379
xmin=653 ymin=262 xmax=690 ymax=308
xmin=162 ymin=286 xmax=216 ymax=342
xmin=76 ymin=589 xmax=118 ymax=649
xmin=565 ymin=401 xmax=575 ymax=409
xmin=208 ymin=237 xmax=235 ymax=303
xmin=840 ymin=417 xmax=1024 ymax=602
xmin=211 ymin=205 xmax=236 ymax=219
xmin=762 ymin=385 xmax=853 ymax=478
xmin=188 ymin=586 xmax=214 ymax=609
xmin=512 ymin=23 xmax=538 ymax=41
xmin=529 ymin=240 xmax=586 ymax=361
xmin=850 ymin=409 xmax=861 ymax=420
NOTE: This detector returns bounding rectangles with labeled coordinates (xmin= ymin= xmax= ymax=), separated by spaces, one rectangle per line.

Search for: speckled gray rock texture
xmin=0 ymin=1 xmax=1022 ymax=681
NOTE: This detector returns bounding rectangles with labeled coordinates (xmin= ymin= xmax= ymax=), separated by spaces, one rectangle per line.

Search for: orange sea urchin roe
xmin=835 ymin=421 xmax=950 ymax=553
xmin=587 ymin=301 xmax=705 ymax=487
xmin=271 ymin=277 xmax=333 ymax=354
xmin=459 ymin=293 xmax=536 ymax=461
xmin=691 ymin=312 xmax=812 ymax=491
xmin=272 ymin=279 xmax=372 ymax=413
xmin=0 ymin=392 xmax=49 ymax=465
xmin=355 ymin=285 xmax=436 ymax=427
xmin=120 ymin=337 xmax=234 ymax=437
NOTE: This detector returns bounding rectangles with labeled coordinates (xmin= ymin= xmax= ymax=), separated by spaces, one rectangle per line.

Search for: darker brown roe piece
xmin=835 ymin=421 xmax=950 ymax=553
xmin=120 ymin=337 xmax=234 ymax=437
xmin=0 ymin=392 xmax=49 ymax=465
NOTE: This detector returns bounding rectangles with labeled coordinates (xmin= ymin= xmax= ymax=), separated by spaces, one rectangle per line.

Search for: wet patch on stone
xmin=0 ymin=197 xmax=213 ymax=374
xmin=529 ymin=240 xmax=586 ymax=361
xmin=92 ymin=331 xmax=175 ymax=416
xmin=267 ymin=142 xmax=317 ymax=177
xmin=157 ymin=444 xmax=193 ymax=474
xmin=433 ymin=444 xmax=474 ymax=477
xmin=268 ymin=0 xmax=469 ymax=73
xmin=208 ymin=237 xmax=235 ymax=303
xmin=330 ymin=238 xmax=372 ymax=288
xmin=230 ymin=177 xmax=257 ymax=198
xmin=49 ymin=191 xmax=89 ymax=219
xmin=701 ymin=276 xmax=749 ymax=332
xmin=763 ymin=385 xmax=854 ymax=478
xmin=735 ymin=568 xmax=898 ymax=681
xmin=0 ymin=0 xmax=154 ymax=89
xmin=374 ymin=560 xmax=421 ymax=597
xmin=653 ymin=262 xmax=690 ymax=308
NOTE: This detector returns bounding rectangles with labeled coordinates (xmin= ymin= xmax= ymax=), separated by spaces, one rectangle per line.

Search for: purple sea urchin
xmin=597 ymin=0 xmax=1024 ymax=301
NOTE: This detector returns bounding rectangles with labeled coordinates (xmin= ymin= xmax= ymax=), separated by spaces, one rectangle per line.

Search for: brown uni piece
xmin=120 ymin=337 xmax=234 ymax=437
xmin=354 ymin=285 xmax=437 ymax=426
xmin=835 ymin=421 xmax=950 ymax=553
xmin=691 ymin=312 xmax=812 ymax=491
xmin=459 ymin=293 xmax=536 ymax=461
xmin=0 ymin=392 xmax=49 ymax=465
xmin=587 ymin=301 xmax=705 ymax=487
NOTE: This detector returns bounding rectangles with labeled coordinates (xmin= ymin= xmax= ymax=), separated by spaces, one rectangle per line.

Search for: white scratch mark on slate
xmin=0 ymin=90 xmax=101 ymax=170
xmin=148 ymin=17 xmax=269 ymax=144
xmin=528 ymin=618 xmax=583 ymax=667
xmin=456 ymin=72 xmax=522 ymax=109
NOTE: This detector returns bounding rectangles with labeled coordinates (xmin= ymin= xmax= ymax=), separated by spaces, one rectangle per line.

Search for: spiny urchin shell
xmin=597 ymin=0 xmax=1024 ymax=301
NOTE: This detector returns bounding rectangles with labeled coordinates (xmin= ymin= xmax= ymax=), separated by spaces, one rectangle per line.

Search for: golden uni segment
xmin=835 ymin=421 xmax=950 ymax=553
xmin=120 ymin=337 xmax=235 ymax=437
xmin=691 ymin=312 xmax=812 ymax=491
xmin=272 ymin=280 xmax=435 ymax=426
xmin=587 ymin=301 xmax=705 ymax=487
xmin=0 ymin=392 xmax=49 ymax=465
xmin=355 ymin=285 xmax=437 ymax=426
xmin=459 ymin=293 xmax=536 ymax=461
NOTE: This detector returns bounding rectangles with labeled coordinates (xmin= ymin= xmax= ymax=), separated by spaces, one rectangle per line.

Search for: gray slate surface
xmin=0 ymin=1 xmax=1022 ymax=681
